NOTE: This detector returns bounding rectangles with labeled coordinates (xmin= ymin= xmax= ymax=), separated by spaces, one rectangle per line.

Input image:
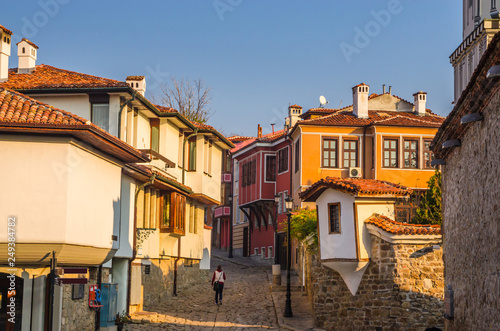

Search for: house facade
xmin=289 ymin=84 xmax=445 ymax=218
xmin=432 ymin=31 xmax=500 ymax=331
xmin=231 ymin=127 xmax=291 ymax=264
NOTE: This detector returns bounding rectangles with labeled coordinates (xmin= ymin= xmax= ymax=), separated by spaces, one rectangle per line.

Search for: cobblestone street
xmin=125 ymin=257 xmax=282 ymax=330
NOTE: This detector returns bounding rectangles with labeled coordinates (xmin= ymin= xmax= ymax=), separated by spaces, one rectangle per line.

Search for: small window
xmin=266 ymin=155 xmax=276 ymax=181
xmin=278 ymin=147 xmax=289 ymax=173
xmin=403 ymin=139 xmax=418 ymax=168
xmin=342 ymin=139 xmax=358 ymax=168
xmin=91 ymin=103 xmax=110 ymax=132
xmin=254 ymin=248 xmax=259 ymax=255
xmin=22 ymin=47 xmax=25 ymax=54
xmin=322 ymin=138 xmax=338 ymax=168
xmin=268 ymin=246 xmax=273 ymax=258
xmin=383 ymin=138 xmax=398 ymax=168
xmin=144 ymin=265 xmax=151 ymax=274
xmin=423 ymin=140 xmax=434 ymax=169
xmin=261 ymin=247 xmax=266 ymax=257
xmin=188 ymin=137 xmax=196 ymax=171
xmin=328 ymin=203 xmax=341 ymax=234
xmin=72 ymin=284 xmax=85 ymax=300
xmin=160 ymin=192 xmax=186 ymax=235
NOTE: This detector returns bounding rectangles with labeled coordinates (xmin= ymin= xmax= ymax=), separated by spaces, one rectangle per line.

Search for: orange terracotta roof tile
xmin=290 ymin=104 xmax=302 ymax=108
xmin=0 ymin=64 xmax=128 ymax=90
xmin=126 ymin=76 xmax=145 ymax=80
xmin=16 ymin=38 xmax=38 ymax=49
xmin=154 ymin=104 xmax=177 ymax=113
xmin=0 ymin=88 xmax=87 ymax=125
xmin=258 ymin=129 xmax=286 ymax=142
xmin=300 ymin=177 xmax=412 ymax=201
xmin=299 ymin=109 xmax=444 ymax=128
xmin=365 ymin=214 xmax=441 ymax=235
xmin=0 ymin=25 xmax=13 ymax=35
xmin=228 ymin=135 xmax=254 ymax=142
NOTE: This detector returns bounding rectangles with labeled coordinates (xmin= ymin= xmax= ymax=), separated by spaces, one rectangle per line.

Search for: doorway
xmin=243 ymin=227 xmax=249 ymax=257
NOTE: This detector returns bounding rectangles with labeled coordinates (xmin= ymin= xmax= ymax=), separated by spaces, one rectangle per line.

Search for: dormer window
xmin=22 ymin=47 xmax=25 ymax=53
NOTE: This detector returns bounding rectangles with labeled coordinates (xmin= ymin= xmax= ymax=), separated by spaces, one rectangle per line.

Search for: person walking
xmin=211 ymin=265 xmax=226 ymax=305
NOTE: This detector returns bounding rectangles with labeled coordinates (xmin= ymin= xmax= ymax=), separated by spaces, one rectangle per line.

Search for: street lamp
xmin=274 ymin=194 xmax=280 ymax=265
xmin=284 ymin=194 xmax=294 ymax=318
xmin=228 ymin=195 xmax=233 ymax=258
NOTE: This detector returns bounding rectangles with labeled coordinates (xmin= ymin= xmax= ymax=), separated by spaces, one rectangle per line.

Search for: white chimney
xmin=288 ymin=104 xmax=302 ymax=127
xmin=0 ymin=25 xmax=13 ymax=82
xmin=352 ymin=83 xmax=369 ymax=119
xmin=17 ymin=38 xmax=38 ymax=74
xmin=413 ymin=91 xmax=427 ymax=116
xmin=126 ymin=76 xmax=146 ymax=96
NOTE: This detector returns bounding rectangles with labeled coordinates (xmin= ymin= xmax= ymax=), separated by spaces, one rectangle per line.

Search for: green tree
xmin=282 ymin=208 xmax=318 ymax=250
xmin=412 ymin=170 xmax=442 ymax=225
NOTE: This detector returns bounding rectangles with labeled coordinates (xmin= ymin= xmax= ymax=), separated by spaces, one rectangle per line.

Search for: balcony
xmin=214 ymin=206 xmax=231 ymax=218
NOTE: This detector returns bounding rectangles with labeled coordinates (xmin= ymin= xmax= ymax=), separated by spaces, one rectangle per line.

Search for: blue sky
xmin=2 ymin=0 xmax=461 ymax=136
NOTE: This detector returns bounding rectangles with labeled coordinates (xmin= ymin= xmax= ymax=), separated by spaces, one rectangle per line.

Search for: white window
xmin=91 ymin=103 xmax=109 ymax=132
xmin=261 ymin=247 xmax=266 ymax=257
xmin=254 ymin=248 xmax=259 ymax=255
xmin=268 ymin=246 xmax=273 ymax=258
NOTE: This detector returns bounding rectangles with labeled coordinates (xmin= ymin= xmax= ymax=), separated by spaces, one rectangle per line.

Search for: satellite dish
xmin=319 ymin=95 xmax=329 ymax=108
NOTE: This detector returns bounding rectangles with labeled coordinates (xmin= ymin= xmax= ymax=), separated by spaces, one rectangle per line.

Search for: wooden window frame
xmin=382 ymin=138 xmax=399 ymax=168
xmin=342 ymin=138 xmax=359 ymax=168
xmin=160 ymin=192 xmax=186 ymax=236
xmin=265 ymin=155 xmax=276 ymax=182
xmin=423 ymin=139 xmax=434 ymax=169
xmin=328 ymin=203 xmax=341 ymax=234
xmin=321 ymin=137 xmax=339 ymax=168
xmin=403 ymin=138 xmax=419 ymax=169
xmin=278 ymin=147 xmax=289 ymax=174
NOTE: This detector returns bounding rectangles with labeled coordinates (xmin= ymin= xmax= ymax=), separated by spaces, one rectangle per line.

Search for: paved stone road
xmin=125 ymin=257 xmax=281 ymax=330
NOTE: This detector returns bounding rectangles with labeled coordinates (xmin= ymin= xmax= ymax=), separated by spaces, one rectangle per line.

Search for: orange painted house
xmin=289 ymin=83 xmax=445 ymax=209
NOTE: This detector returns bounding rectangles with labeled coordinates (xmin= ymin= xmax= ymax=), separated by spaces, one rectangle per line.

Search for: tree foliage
xmin=159 ymin=77 xmax=213 ymax=123
xmin=282 ymin=208 xmax=318 ymax=250
xmin=412 ymin=170 xmax=442 ymax=225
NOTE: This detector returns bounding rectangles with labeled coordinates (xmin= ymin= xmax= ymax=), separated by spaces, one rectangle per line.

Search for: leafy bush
xmin=412 ymin=170 xmax=442 ymax=225
xmin=282 ymin=208 xmax=318 ymax=250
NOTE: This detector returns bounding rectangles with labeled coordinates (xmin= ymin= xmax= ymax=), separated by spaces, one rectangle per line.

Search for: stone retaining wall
xmin=142 ymin=258 xmax=210 ymax=309
xmin=303 ymin=236 xmax=444 ymax=330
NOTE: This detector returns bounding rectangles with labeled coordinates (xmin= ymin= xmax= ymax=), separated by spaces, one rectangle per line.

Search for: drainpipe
xmin=118 ymin=91 xmax=137 ymax=140
xmin=173 ymin=238 xmax=181 ymax=296
xmin=362 ymin=126 xmax=367 ymax=179
xmin=126 ymin=174 xmax=156 ymax=313
xmin=182 ymin=129 xmax=199 ymax=184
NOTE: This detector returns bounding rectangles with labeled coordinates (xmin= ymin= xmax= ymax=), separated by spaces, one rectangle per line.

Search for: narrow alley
xmin=124 ymin=254 xmax=316 ymax=331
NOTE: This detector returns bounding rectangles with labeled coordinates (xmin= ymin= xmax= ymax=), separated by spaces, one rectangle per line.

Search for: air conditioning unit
xmin=349 ymin=167 xmax=362 ymax=178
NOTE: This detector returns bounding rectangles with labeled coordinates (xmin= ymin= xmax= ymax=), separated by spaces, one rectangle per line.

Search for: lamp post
xmin=274 ymin=194 xmax=280 ymax=265
xmin=284 ymin=194 xmax=294 ymax=317
xmin=228 ymin=195 xmax=233 ymax=258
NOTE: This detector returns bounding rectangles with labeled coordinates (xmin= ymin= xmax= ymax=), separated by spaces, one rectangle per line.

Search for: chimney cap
xmin=0 ymin=25 xmax=13 ymax=35
xmin=412 ymin=91 xmax=427 ymax=96
xmin=16 ymin=38 xmax=38 ymax=49
xmin=289 ymin=104 xmax=302 ymax=109
xmin=354 ymin=82 xmax=369 ymax=87
xmin=126 ymin=75 xmax=145 ymax=81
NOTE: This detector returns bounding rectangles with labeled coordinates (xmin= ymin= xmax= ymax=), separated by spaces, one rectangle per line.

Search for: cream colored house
xmin=0 ymin=88 xmax=147 ymax=330
xmin=0 ymin=27 xmax=233 ymax=325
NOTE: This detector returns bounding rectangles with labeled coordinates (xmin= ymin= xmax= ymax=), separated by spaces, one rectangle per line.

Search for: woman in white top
xmin=211 ymin=265 xmax=226 ymax=305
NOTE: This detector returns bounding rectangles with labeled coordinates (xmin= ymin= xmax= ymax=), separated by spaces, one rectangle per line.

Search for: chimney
xmin=126 ymin=76 xmax=146 ymax=96
xmin=17 ymin=38 xmax=38 ymax=74
xmin=352 ymin=83 xmax=369 ymax=119
xmin=288 ymin=104 xmax=302 ymax=127
xmin=413 ymin=91 xmax=427 ymax=116
xmin=257 ymin=124 xmax=262 ymax=138
xmin=383 ymin=84 xmax=386 ymax=94
xmin=0 ymin=25 xmax=13 ymax=82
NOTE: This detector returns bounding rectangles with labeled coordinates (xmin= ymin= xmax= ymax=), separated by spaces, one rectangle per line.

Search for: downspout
xmin=118 ymin=91 xmax=137 ymax=140
xmin=174 ymin=128 xmax=197 ymax=296
xmin=126 ymin=174 xmax=156 ymax=313
xmin=362 ymin=126 xmax=367 ymax=179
